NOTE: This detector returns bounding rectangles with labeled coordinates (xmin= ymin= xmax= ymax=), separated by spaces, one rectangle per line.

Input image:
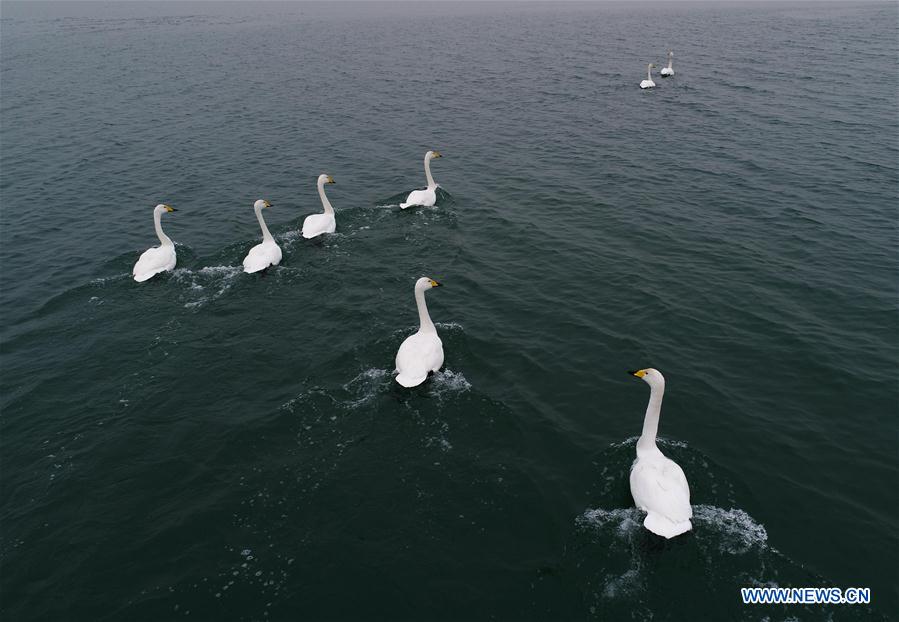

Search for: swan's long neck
xmin=318 ymin=179 xmax=334 ymax=215
xmin=424 ymin=155 xmax=436 ymax=189
xmin=667 ymin=54 xmax=673 ymax=70
xmin=637 ymin=382 xmax=664 ymax=454
xmin=154 ymin=209 xmax=172 ymax=246
xmin=647 ymin=65 xmax=653 ymax=81
xmin=415 ymin=288 xmax=436 ymax=333
xmin=255 ymin=205 xmax=274 ymax=243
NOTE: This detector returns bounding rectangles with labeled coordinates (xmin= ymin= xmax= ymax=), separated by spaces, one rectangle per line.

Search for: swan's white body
xmin=243 ymin=199 xmax=282 ymax=273
xmin=302 ymin=174 xmax=337 ymax=239
xmin=660 ymin=51 xmax=675 ymax=77
xmin=628 ymin=368 xmax=692 ymax=538
xmin=640 ymin=63 xmax=657 ymax=89
xmin=395 ymin=277 xmax=444 ymax=387
xmin=133 ymin=204 xmax=177 ymax=282
xmin=400 ymin=151 xmax=441 ymax=209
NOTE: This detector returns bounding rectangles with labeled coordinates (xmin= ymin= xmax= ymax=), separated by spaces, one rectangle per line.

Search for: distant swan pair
xmin=640 ymin=50 xmax=675 ymax=89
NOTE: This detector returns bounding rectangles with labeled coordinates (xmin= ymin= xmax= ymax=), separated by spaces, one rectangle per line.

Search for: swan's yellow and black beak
xmin=432 ymin=151 xmax=442 ymax=158
xmin=628 ymin=369 xmax=647 ymax=378
xmin=164 ymin=205 xmax=177 ymax=213
xmin=429 ymin=279 xmax=442 ymax=288
xmin=326 ymin=175 xmax=335 ymax=184
xmin=263 ymin=200 xmax=272 ymax=208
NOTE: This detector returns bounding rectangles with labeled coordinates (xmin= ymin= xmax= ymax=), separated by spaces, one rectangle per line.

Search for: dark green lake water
xmin=1 ymin=2 xmax=897 ymax=620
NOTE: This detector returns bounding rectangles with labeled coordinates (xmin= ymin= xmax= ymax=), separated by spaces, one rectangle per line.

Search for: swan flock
xmin=131 ymin=70 xmax=708 ymax=538
xmin=133 ymin=152 xmax=444 ymax=282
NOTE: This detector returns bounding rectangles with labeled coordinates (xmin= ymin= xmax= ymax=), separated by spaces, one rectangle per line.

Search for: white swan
xmin=395 ymin=277 xmax=444 ymax=387
xmin=627 ymin=368 xmax=692 ymax=538
xmin=302 ymin=174 xmax=337 ymax=239
xmin=400 ymin=151 xmax=442 ymax=209
xmin=660 ymin=51 xmax=675 ymax=77
xmin=243 ymin=199 xmax=282 ymax=273
xmin=640 ymin=63 xmax=657 ymax=89
xmin=133 ymin=203 xmax=177 ymax=282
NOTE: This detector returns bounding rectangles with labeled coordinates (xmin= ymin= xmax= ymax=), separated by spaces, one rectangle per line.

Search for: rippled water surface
xmin=1 ymin=2 xmax=897 ymax=620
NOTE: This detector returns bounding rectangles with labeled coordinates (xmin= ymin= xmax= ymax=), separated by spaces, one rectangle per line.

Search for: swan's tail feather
xmin=242 ymin=258 xmax=267 ymax=273
xmin=643 ymin=513 xmax=692 ymax=539
xmin=133 ymin=270 xmax=159 ymax=282
xmin=395 ymin=372 xmax=426 ymax=388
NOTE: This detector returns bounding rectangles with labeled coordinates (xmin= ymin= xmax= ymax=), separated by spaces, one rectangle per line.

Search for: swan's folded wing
xmin=302 ymin=214 xmax=336 ymax=238
xmin=401 ymin=190 xmax=425 ymax=208
xmin=631 ymin=459 xmax=692 ymax=522
xmin=243 ymin=242 xmax=280 ymax=273
xmin=401 ymin=188 xmax=437 ymax=208
xmin=420 ymin=335 xmax=444 ymax=372
xmin=133 ymin=246 xmax=175 ymax=280
xmin=395 ymin=333 xmax=443 ymax=383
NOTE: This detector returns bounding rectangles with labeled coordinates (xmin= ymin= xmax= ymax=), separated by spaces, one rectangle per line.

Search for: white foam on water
xmin=174 ymin=265 xmax=243 ymax=308
xmin=607 ymin=436 xmax=639 ymax=448
xmin=430 ymin=369 xmax=471 ymax=396
xmin=576 ymin=508 xmax=646 ymax=600
xmin=578 ymin=504 xmax=767 ymax=555
xmin=692 ymin=505 xmax=768 ymax=554
xmin=278 ymin=229 xmax=346 ymax=244
xmin=434 ymin=321 xmax=463 ymax=331
xmin=577 ymin=507 xmax=643 ymax=538
xmin=341 ymin=368 xmax=390 ymax=408
xmin=426 ymin=436 xmax=453 ymax=452
xmin=576 ymin=503 xmax=771 ymax=605
xmin=91 ymin=272 xmax=130 ymax=286
xmin=601 ymin=567 xmax=641 ymax=599
xmin=661 ymin=438 xmax=689 ymax=449
xmin=276 ymin=230 xmax=303 ymax=244
xmin=198 ymin=265 xmax=242 ymax=279
xmin=424 ymin=420 xmax=453 ymax=452
xmin=608 ymin=436 xmax=687 ymax=449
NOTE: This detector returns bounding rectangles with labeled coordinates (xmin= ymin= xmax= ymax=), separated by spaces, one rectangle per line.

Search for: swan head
xmin=155 ymin=203 xmax=176 ymax=213
xmin=628 ymin=368 xmax=665 ymax=389
xmin=254 ymin=199 xmax=272 ymax=210
xmin=648 ymin=63 xmax=656 ymax=69
xmin=318 ymin=174 xmax=335 ymax=185
xmin=668 ymin=50 xmax=673 ymax=57
xmin=415 ymin=276 xmax=442 ymax=292
xmin=426 ymin=150 xmax=442 ymax=160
